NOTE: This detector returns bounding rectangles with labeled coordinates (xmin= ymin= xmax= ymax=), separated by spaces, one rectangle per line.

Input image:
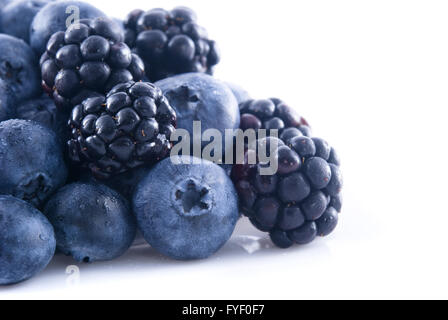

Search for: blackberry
xmin=124 ymin=6 xmax=220 ymax=82
xmin=68 ymin=81 xmax=177 ymax=179
xmin=40 ymin=17 xmax=145 ymax=111
xmin=239 ymin=98 xmax=311 ymax=138
xmin=231 ymin=132 xmax=343 ymax=248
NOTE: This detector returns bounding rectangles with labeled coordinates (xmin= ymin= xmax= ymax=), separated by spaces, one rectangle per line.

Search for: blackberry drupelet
xmin=124 ymin=6 xmax=220 ymax=82
xmin=40 ymin=17 xmax=145 ymax=110
xmin=231 ymin=132 xmax=343 ymax=248
xmin=239 ymin=98 xmax=311 ymax=138
xmin=68 ymin=81 xmax=177 ymax=179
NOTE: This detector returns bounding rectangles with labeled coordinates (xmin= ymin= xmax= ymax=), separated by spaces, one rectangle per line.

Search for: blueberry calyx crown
xmin=172 ymin=178 xmax=214 ymax=217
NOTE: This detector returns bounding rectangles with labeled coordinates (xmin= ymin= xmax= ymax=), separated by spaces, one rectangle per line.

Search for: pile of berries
xmin=0 ymin=1 xmax=343 ymax=286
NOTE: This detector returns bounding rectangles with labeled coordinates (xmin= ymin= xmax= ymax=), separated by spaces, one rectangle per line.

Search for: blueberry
xmin=0 ymin=80 xmax=15 ymax=121
xmin=16 ymin=95 xmax=70 ymax=147
xmin=133 ymin=156 xmax=239 ymax=260
xmin=0 ymin=34 xmax=40 ymax=101
xmin=0 ymin=195 xmax=55 ymax=285
xmin=0 ymin=120 xmax=67 ymax=207
xmin=44 ymin=183 xmax=136 ymax=263
xmin=0 ymin=0 xmax=50 ymax=42
xmin=156 ymin=73 xmax=240 ymax=157
xmin=225 ymin=82 xmax=251 ymax=104
xmin=30 ymin=1 xmax=106 ymax=55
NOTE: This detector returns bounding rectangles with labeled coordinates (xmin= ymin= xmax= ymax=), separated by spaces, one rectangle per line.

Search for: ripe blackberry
xmin=124 ymin=6 xmax=220 ymax=82
xmin=231 ymin=133 xmax=343 ymax=248
xmin=40 ymin=17 xmax=145 ymax=110
xmin=239 ymin=98 xmax=311 ymax=138
xmin=68 ymin=81 xmax=177 ymax=179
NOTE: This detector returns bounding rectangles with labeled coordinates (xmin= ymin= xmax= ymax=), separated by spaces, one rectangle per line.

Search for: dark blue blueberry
xmin=133 ymin=156 xmax=239 ymax=260
xmin=316 ymin=207 xmax=339 ymax=237
xmin=44 ymin=183 xmax=136 ymax=263
xmin=30 ymin=1 xmax=106 ymax=55
xmin=303 ymin=157 xmax=332 ymax=189
xmin=0 ymin=120 xmax=67 ymax=207
xmin=0 ymin=80 xmax=15 ymax=121
xmin=156 ymin=73 xmax=240 ymax=157
xmin=16 ymin=95 xmax=70 ymax=147
xmin=0 ymin=34 xmax=40 ymax=101
xmin=0 ymin=0 xmax=50 ymax=42
xmin=288 ymin=222 xmax=317 ymax=245
xmin=225 ymin=82 xmax=251 ymax=104
xmin=0 ymin=195 xmax=55 ymax=285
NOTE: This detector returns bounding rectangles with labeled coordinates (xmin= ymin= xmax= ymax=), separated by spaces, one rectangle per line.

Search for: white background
xmin=1 ymin=0 xmax=448 ymax=300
